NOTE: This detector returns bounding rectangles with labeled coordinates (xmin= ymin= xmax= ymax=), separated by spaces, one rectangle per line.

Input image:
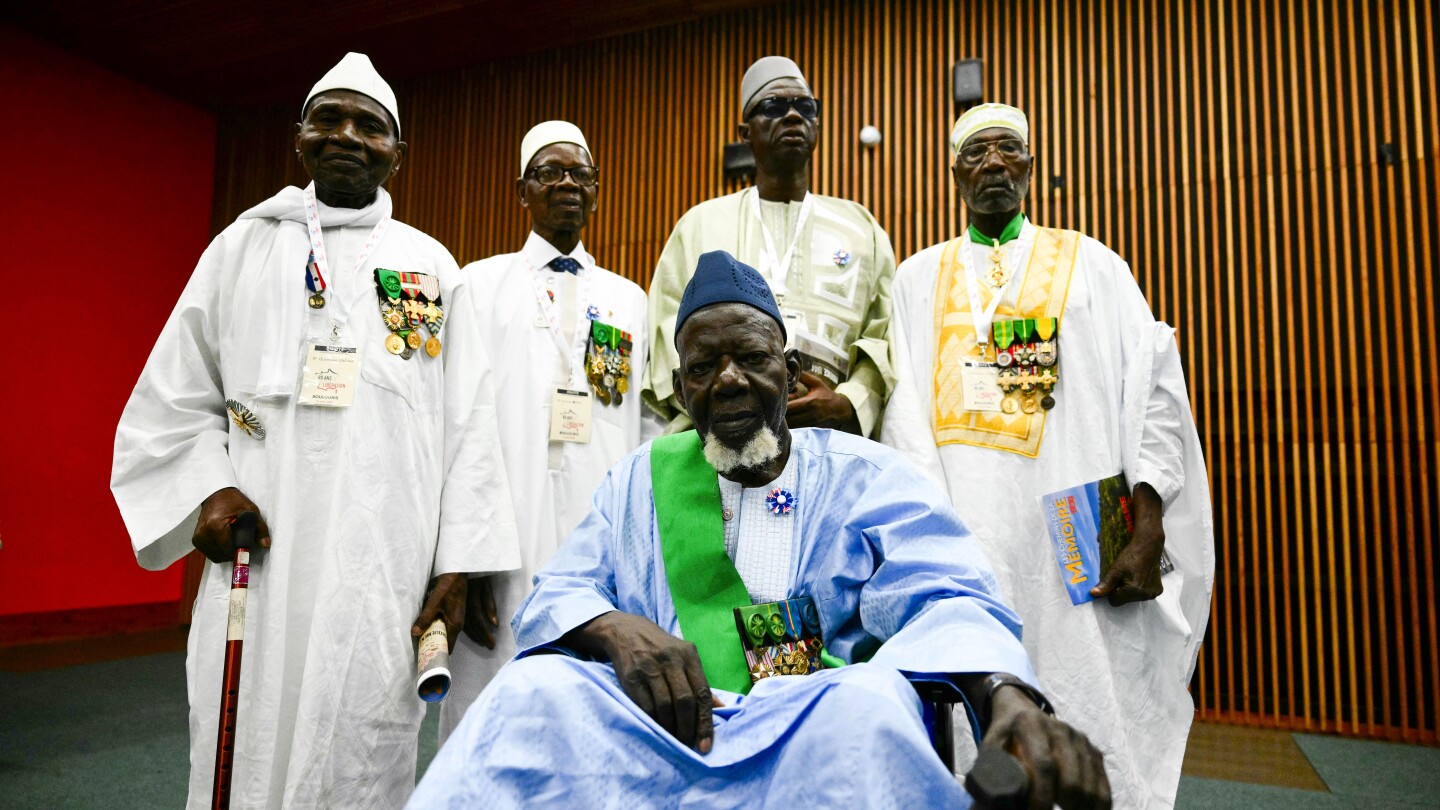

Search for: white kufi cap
xmin=303 ymin=52 xmax=401 ymax=137
xmin=950 ymin=103 xmax=1029 ymax=154
xmin=519 ymin=121 xmax=591 ymax=174
xmin=740 ymin=56 xmax=810 ymax=115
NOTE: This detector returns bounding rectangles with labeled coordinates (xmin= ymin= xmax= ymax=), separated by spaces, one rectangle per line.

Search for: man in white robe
xmin=882 ymin=103 xmax=1215 ymax=809
xmin=110 ymin=53 xmax=519 ymax=809
xmin=643 ymin=56 xmax=896 ymax=438
xmin=441 ymin=121 xmax=653 ymax=742
xmin=413 ymin=251 xmax=1112 ymax=809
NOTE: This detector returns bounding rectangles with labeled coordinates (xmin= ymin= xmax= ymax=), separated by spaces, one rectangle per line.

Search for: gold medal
xmin=406 ymin=331 xmax=423 ymax=350
xmin=1001 ymin=395 xmax=1019 ymax=414
xmin=1021 ymin=395 xmax=1039 ymax=414
xmin=425 ymin=336 xmax=441 ymax=357
xmin=616 ymin=375 xmax=629 ymax=394
xmin=385 ymin=333 xmax=405 ymax=355
xmin=308 ymin=293 xmax=326 ymax=309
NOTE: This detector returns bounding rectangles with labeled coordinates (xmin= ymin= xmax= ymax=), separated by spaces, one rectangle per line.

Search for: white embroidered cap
xmin=950 ymin=103 xmax=1029 ymax=154
xmin=302 ymin=53 xmax=401 ymax=137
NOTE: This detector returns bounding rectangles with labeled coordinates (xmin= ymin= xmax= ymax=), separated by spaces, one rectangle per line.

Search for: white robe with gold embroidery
xmin=882 ymin=221 xmax=1214 ymax=809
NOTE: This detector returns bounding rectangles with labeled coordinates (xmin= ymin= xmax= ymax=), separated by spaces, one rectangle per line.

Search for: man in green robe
xmin=642 ymin=56 xmax=896 ymax=438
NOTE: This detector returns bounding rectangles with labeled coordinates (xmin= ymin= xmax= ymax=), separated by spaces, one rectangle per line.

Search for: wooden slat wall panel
xmin=209 ymin=0 xmax=1440 ymax=743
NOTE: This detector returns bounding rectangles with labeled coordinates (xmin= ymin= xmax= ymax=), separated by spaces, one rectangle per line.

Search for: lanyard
xmin=302 ymin=183 xmax=390 ymax=340
xmin=527 ymin=261 xmax=592 ymax=389
xmin=960 ymin=232 xmax=1029 ymax=354
xmin=748 ymin=188 xmax=813 ymax=297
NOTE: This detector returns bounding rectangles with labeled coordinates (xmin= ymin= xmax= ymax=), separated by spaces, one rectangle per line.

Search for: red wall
xmin=0 ymin=27 xmax=217 ymax=617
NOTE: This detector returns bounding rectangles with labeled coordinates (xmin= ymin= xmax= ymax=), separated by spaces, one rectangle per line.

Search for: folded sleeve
xmin=111 ymin=233 xmax=240 ymax=570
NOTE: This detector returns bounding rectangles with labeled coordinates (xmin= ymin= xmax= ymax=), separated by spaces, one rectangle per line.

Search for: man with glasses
xmin=440 ymin=121 xmax=653 ymax=744
xmin=882 ymin=103 xmax=1214 ymax=808
xmin=642 ymin=56 xmax=896 ymax=439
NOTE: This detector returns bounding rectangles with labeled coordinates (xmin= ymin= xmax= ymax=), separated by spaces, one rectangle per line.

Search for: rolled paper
xmin=415 ymin=619 xmax=451 ymax=702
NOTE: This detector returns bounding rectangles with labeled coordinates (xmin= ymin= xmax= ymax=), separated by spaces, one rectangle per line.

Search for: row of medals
xmin=587 ymin=342 xmax=630 ymax=405
xmin=982 ymin=240 xmax=1058 ymax=414
xmin=992 ymin=327 xmax=1058 ymax=413
xmin=376 ymin=296 xmax=444 ymax=359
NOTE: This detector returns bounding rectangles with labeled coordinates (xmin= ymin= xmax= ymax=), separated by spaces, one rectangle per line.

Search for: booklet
xmin=1041 ymin=472 xmax=1169 ymax=605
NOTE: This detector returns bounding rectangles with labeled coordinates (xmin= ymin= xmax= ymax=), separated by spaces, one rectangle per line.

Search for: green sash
xmin=650 ymin=431 xmax=754 ymax=693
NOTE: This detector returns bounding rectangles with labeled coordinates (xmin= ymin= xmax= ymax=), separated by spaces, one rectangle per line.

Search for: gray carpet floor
xmin=2 ymin=651 xmax=1435 ymax=808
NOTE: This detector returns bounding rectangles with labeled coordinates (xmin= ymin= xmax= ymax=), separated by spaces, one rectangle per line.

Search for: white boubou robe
xmin=882 ymin=222 xmax=1215 ymax=809
xmin=111 ymin=186 xmax=520 ymax=809
xmin=440 ymin=233 xmax=655 ymax=741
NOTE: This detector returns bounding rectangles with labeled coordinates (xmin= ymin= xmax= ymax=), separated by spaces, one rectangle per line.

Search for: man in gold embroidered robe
xmin=881 ymin=103 xmax=1215 ymax=810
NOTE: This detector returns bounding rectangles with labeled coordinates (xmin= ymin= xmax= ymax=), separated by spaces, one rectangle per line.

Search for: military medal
xmin=225 ymin=399 xmax=265 ymax=440
xmin=1035 ymin=317 xmax=1058 ymax=366
xmin=375 ymin=268 xmax=444 ymax=361
xmin=986 ymin=241 xmax=1009 ymax=287
xmin=304 ymin=251 xmax=328 ymax=310
xmin=993 ymin=320 xmax=1016 ymax=367
xmin=586 ymin=319 xmax=633 ymax=407
xmin=1001 ymin=395 xmax=1020 ymax=414
xmin=1022 ymin=396 xmax=1039 ymax=414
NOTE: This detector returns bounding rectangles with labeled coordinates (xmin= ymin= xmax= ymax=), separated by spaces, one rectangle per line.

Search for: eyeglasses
xmin=957 ymin=138 xmax=1028 ymax=167
xmin=527 ymin=165 xmax=600 ymax=186
xmin=748 ymin=96 xmax=821 ymax=120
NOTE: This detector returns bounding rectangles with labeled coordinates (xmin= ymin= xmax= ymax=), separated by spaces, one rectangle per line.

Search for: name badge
xmin=549 ymin=388 xmax=592 ymax=443
xmin=299 ymin=344 xmax=361 ymax=407
xmin=961 ymin=362 xmax=1003 ymax=413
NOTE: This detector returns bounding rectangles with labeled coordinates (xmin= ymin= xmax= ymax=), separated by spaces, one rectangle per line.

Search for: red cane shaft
xmin=212 ymin=512 xmax=258 ymax=810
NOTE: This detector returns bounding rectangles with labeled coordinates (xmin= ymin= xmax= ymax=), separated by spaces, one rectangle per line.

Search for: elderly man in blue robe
xmin=412 ymin=251 xmax=1111 ymax=809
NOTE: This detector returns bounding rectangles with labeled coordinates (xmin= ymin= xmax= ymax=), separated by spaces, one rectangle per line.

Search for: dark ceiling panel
xmin=4 ymin=0 xmax=778 ymax=108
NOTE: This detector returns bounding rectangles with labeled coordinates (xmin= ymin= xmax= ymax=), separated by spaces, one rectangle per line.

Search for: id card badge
xmin=549 ymin=389 xmax=592 ymax=443
xmin=299 ymin=344 xmax=362 ymax=407
xmin=961 ymin=362 xmax=1004 ymax=413
xmin=782 ymin=310 xmax=805 ymax=351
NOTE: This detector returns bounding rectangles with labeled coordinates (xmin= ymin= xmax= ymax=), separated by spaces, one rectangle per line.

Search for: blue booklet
xmin=1040 ymin=472 xmax=1135 ymax=605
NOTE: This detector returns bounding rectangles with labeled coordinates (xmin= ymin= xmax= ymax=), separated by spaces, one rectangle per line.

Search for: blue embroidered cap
xmin=674 ymin=250 xmax=786 ymax=346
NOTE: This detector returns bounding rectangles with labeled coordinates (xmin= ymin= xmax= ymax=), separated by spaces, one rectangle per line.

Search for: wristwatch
xmin=980 ymin=672 xmax=1054 ymax=727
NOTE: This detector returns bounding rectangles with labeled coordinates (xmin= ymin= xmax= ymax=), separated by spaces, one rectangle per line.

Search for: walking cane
xmin=211 ymin=510 xmax=259 ymax=810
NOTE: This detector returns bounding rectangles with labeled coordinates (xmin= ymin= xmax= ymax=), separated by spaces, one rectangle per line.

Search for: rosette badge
xmin=766 ymin=488 xmax=796 ymax=515
xmin=225 ymin=399 xmax=265 ymax=440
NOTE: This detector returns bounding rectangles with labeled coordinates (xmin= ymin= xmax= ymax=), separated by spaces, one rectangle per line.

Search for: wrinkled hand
xmin=564 ymin=611 xmax=714 ymax=753
xmin=785 ymin=371 xmax=861 ymax=434
xmin=463 ymin=575 xmax=501 ymax=649
xmin=1090 ymin=482 xmax=1165 ymax=605
xmin=984 ymin=686 xmax=1111 ymax=810
xmin=412 ymin=573 xmax=467 ymax=653
xmin=192 ymin=487 xmax=272 ymax=563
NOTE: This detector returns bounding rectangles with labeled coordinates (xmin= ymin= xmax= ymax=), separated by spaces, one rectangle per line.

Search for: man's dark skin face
xmin=738 ymin=78 xmax=818 ymax=204
xmin=672 ymin=303 xmax=799 ymax=488
xmin=951 ymin=126 xmax=1033 ymax=239
xmin=294 ymin=90 xmax=406 ymax=209
xmin=514 ymin=142 xmax=598 ymax=256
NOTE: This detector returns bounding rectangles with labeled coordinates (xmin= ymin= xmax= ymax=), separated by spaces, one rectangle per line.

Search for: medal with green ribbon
xmin=587 ymin=320 xmax=632 ymax=406
xmin=993 ymin=319 xmax=1016 ymax=367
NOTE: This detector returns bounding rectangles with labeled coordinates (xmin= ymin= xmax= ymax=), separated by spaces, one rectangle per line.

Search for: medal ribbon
xmin=302 ymin=183 xmax=391 ymax=337
xmin=527 ymin=260 xmax=593 ymax=389
xmin=1036 ymin=316 xmax=1057 ymax=341
xmin=749 ymin=188 xmax=814 ymax=297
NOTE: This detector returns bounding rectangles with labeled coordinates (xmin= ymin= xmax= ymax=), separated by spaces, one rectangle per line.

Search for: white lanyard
xmin=961 ymin=234 xmax=1027 ymax=354
xmin=302 ymin=183 xmax=390 ymax=339
xmin=749 ymin=188 xmax=813 ymax=297
xmin=527 ymin=262 xmax=592 ymax=389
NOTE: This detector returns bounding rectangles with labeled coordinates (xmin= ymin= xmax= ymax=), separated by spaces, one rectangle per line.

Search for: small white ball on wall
xmin=859 ymin=125 xmax=882 ymax=147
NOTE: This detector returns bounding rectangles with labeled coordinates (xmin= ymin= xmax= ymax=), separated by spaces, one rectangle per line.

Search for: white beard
xmin=703 ymin=424 xmax=782 ymax=475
